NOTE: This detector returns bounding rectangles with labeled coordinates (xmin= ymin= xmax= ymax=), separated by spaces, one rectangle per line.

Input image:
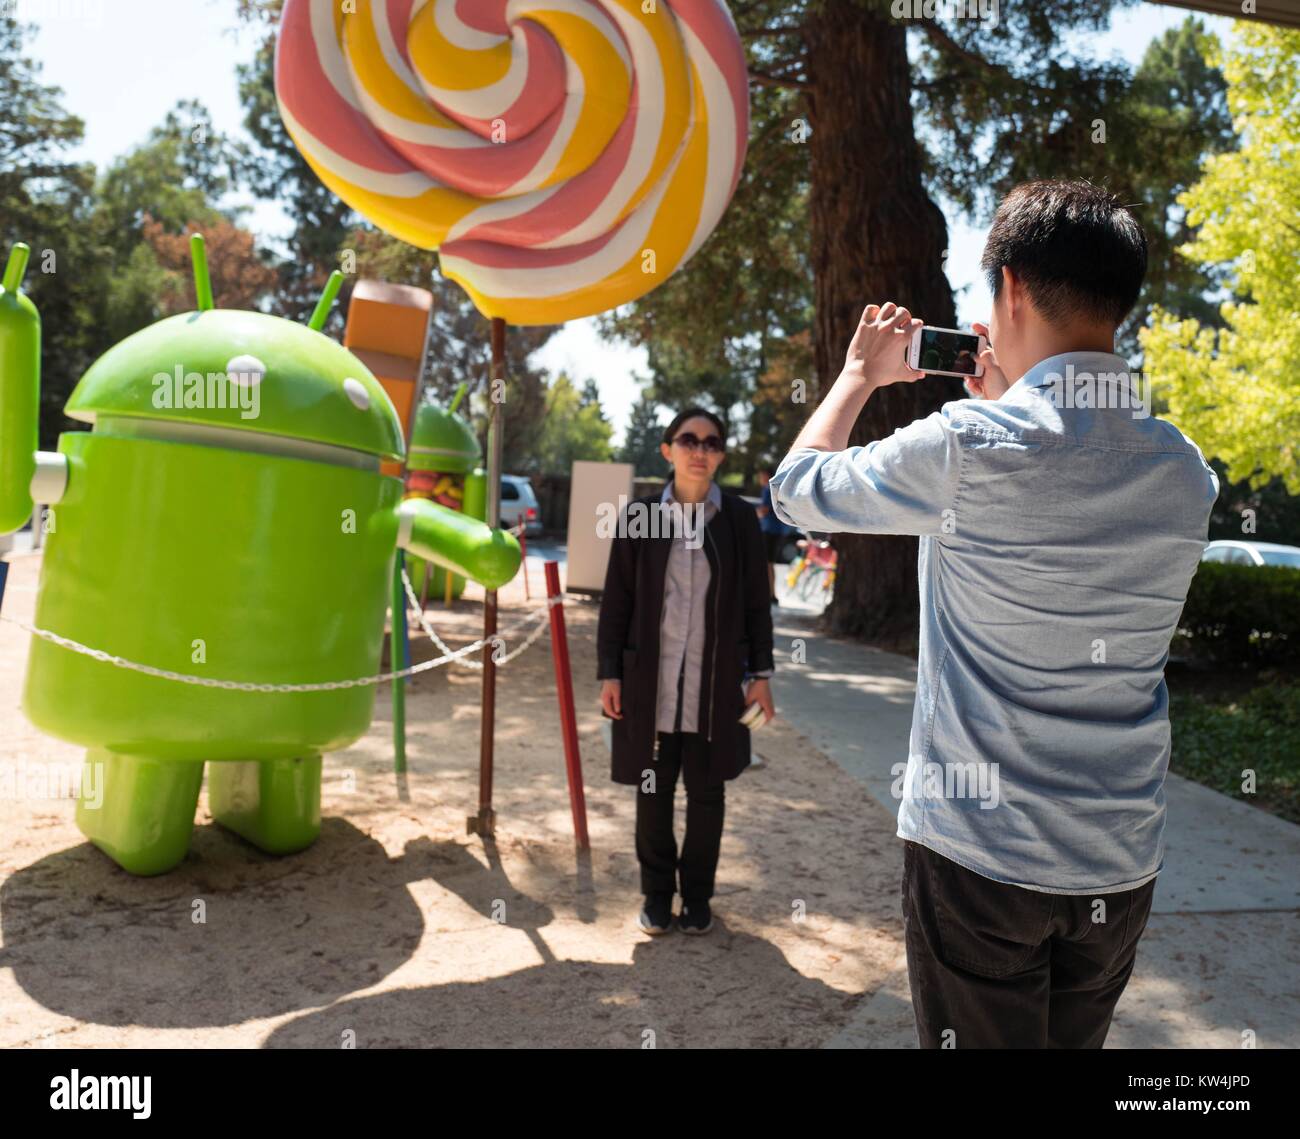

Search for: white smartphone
xmin=739 ymin=701 xmax=766 ymax=730
xmin=907 ymin=325 xmax=986 ymax=379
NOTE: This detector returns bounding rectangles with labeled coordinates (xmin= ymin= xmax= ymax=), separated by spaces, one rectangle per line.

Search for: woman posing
xmin=597 ymin=407 xmax=776 ymax=935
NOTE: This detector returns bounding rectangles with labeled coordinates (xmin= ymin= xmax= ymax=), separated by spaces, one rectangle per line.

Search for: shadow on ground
xmin=262 ymin=929 xmax=852 ymax=1048
xmin=1 ymin=814 xmax=855 ymax=1047
xmin=0 ymin=820 xmax=557 ymax=1029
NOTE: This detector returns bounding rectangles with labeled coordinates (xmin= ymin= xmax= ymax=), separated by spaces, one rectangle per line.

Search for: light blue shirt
xmin=771 ymin=352 xmax=1219 ymax=893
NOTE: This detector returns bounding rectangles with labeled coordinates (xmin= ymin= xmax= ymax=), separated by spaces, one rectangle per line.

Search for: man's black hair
xmin=980 ymin=180 xmax=1148 ymax=328
xmin=662 ymin=406 xmax=726 ymax=445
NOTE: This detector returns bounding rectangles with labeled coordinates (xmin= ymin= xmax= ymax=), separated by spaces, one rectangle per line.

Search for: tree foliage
xmin=534 ymin=373 xmax=615 ymax=474
xmin=599 ymin=76 xmax=814 ymax=435
xmin=144 ymin=218 xmax=279 ymax=314
xmin=0 ymin=12 xmax=97 ymax=444
xmin=236 ymin=7 xmax=356 ymax=322
xmin=619 ymin=393 xmax=669 ymax=477
xmin=1 ymin=12 xmax=276 ymax=445
xmin=96 ymin=101 xmax=238 ymax=262
xmin=1142 ymin=23 xmax=1300 ymax=494
xmin=613 ymin=4 xmax=1236 ymax=411
xmin=592 ymin=1 xmax=1252 ymax=644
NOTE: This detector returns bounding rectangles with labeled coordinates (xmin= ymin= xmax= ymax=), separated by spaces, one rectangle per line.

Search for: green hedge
xmin=1176 ymin=563 xmax=1300 ymax=667
xmin=1169 ymin=681 xmax=1300 ymax=825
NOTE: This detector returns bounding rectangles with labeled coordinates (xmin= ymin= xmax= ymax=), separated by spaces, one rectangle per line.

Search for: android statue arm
xmin=0 ymin=243 xmax=69 ymax=534
xmin=397 ymin=497 xmax=520 ymax=591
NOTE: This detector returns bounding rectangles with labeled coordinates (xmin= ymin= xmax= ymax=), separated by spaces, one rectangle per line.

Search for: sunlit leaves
xmin=1143 ymin=23 xmax=1300 ymax=493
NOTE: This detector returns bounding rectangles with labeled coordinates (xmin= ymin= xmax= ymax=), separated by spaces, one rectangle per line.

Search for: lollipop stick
xmin=470 ymin=317 xmax=506 ymax=838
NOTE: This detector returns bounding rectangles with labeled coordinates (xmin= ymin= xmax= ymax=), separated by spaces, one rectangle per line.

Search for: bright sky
xmin=22 ymin=0 xmax=1228 ymax=444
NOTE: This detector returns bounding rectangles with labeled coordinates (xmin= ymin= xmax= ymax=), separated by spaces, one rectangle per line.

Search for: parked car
xmin=1201 ymin=540 xmax=1300 ymax=569
xmin=499 ymin=474 xmax=543 ymax=536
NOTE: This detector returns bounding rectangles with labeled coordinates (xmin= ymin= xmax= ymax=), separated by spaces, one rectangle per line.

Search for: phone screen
xmin=917 ymin=328 xmax=982 ymax=375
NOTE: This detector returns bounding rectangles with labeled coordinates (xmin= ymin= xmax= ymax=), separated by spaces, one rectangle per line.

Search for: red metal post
xmin=545 ymin=560 xmax=588 ymax=849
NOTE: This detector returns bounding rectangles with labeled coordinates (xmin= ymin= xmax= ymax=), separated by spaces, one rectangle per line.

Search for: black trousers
xmin=635 ymin=731 xmax=725 ymax=902
xmin=902 ymin=840 xmax=1156 ymax=1048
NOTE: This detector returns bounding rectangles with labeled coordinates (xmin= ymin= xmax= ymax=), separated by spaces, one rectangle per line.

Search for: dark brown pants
xmin=901 ymin=839 xmax=1156 ymax=1048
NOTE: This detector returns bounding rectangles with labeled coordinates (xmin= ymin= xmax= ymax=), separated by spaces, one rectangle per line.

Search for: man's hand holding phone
xmin=962 ymin=322 xmax=1012 ymax=400
xmin=841 ymin=302 xmax=926 ymax=389
xmin=786 ymin=301 xmax=965 ymax=453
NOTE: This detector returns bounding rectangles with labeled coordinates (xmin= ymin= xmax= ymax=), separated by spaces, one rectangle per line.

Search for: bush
xmin=1169 ymin=680 xmax=1300 ymax=825
xmin=1176 ymin=563 xmax=1300 ymax=667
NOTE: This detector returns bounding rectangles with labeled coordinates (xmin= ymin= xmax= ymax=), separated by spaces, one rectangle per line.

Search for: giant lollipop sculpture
xmin=275 ymin=0 xmax=749 ymax=324
xmin=275 ymin=0 xmax=750 ymax=832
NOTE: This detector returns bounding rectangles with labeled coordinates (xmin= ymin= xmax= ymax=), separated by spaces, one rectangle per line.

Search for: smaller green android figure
xmin=403 ymin=387 xmax=488 ymax=603
xmin=0 ymin=237 xmax=520 ymax=875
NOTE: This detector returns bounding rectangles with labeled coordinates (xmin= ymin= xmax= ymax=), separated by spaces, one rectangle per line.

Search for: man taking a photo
xmin=771 ymin=180 xmax=1219 ymax=1048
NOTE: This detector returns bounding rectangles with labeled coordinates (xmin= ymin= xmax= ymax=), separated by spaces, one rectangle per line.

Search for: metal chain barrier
xmin=399 ymin=566 xmax=557 ymax=669
xmin=0 ymin=553 xmax=571 ymax=691
xmin=0 ymin=613 xmax=489 ymax=692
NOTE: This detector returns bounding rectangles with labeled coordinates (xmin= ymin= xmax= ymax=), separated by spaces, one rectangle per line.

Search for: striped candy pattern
xmin=275 ymin=0 xmax=749 ymax=325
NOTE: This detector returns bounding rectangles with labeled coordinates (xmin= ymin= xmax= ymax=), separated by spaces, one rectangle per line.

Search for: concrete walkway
xmin=764 ymin=582 xmax=1300 ymax=1049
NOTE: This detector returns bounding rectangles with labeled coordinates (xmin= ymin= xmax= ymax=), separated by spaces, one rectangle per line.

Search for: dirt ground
xmin=0 ymin=552 xmax=907 ymax=1049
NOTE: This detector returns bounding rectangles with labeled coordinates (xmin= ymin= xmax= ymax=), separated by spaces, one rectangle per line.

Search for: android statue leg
xmin=207 ymin=756 xmax=322 ymax=856
xmin=76 ymin=749 xmax=205 ymax=876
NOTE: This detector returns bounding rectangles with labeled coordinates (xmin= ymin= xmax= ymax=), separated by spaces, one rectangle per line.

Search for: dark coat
xmin=596 ymin=489 xmax=776 ymax=786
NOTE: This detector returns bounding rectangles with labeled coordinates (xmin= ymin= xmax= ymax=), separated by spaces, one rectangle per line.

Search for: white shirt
xmin=655 ymin=480 xmax=721 ymax=733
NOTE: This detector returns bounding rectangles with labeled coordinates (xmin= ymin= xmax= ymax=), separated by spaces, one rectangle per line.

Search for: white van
xmin=499 ymin=474 xmax=543 ymax=536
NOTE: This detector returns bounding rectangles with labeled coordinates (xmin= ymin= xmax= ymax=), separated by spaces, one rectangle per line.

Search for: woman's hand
xmin=963 ymin=321 xmax=1013 ymax=400
xmin=600 ymin=678 xmax=623 ymax=719
xmin=745 ymin=677 xmax=775 ymax=725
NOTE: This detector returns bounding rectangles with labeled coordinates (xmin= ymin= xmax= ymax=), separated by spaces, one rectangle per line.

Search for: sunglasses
xmin=671 ymin=432 xmax=725 ymax=454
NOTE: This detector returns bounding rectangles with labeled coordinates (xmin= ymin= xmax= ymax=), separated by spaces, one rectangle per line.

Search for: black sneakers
xmin=637 ymin=895 xmax=714 ymax=935
xmin=678 ymin=900 xmax=713 ymax=935
xmin=638 ymin=893 xmax=674 ymax=935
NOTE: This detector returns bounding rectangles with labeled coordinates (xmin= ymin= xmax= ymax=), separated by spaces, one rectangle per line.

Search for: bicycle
xmin=784 ymin=536 xmax=837 ymax=603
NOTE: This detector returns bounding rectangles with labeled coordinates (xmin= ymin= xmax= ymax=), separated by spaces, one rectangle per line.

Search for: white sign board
xmin=566 ymin=460 xmax=635 ymax=593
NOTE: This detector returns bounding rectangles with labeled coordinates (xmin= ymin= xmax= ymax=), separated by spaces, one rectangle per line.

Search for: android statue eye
xmin=342 ymin=377 xmax=370 ymax=411
xmin=226 ymin=354 xmax=266 ymax=388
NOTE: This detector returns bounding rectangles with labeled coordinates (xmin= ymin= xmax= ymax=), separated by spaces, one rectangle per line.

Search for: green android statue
xmin=403 ymin=389 xmax=487 ymax=604
xmin=0 ymin=237 xmax=520 ymax=875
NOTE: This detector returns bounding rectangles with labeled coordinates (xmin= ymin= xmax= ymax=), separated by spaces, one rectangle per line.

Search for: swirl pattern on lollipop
xmin=275 ymin=0 xmax=749 ymax=325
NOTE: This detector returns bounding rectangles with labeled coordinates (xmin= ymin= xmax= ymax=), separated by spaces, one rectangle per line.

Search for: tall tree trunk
xmin=804 ymin=0 xmax=962 ymax=650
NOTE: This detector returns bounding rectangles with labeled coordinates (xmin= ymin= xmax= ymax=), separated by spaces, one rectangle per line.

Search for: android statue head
xmin=408 ymin=387 xmax=482 ymax=477
xmin=0 ymin=236 xmax=520 ymax=875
